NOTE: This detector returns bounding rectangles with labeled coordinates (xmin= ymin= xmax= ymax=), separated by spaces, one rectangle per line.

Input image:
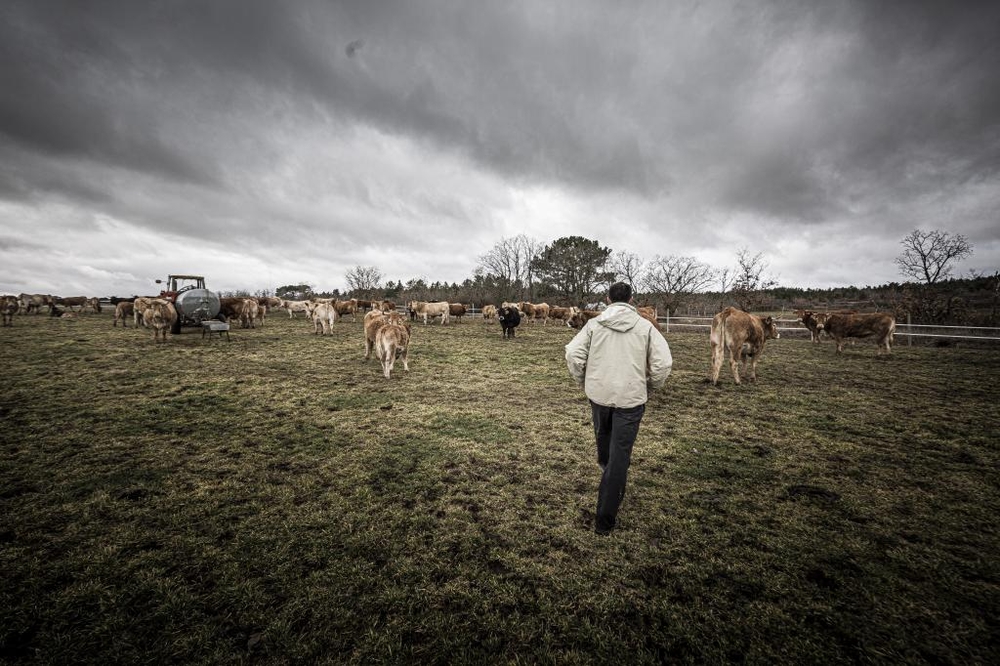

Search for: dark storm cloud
xmin=1 ymin=0 xmax=997 ymax=294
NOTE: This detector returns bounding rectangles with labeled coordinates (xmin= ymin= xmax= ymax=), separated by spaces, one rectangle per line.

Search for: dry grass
xmin=1 ymin=311 xmax=998 ymax=664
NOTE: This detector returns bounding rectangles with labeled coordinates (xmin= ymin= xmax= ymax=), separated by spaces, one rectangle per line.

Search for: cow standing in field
xmin=498 ymin=305 xmax=521 ymax=339
xmin=481 ymin=304 xmax=498 ymax=323
xmin=333 ymin=299 xmax=358 ymax=322
xmin=408 ymin=301 xmax=450 ymax=325
xmin=133 ymin=297 xmax=154 ymax=327
xmin=709 ymin=307 xmax=781 ymax=385
xmin=1 ymin=295 xmax=18 ymax=326
xmin=143 ymin=299 xmax=178 ymax=342
xmin=796 ymin=310 xmax=826 ymax=343
xmin=113 ymin=301 xmax=134 ymax=327
xmin=547 ymin=306 xmax=578 ymax=328
xmin=449 ymin=303 xmax=467 ymax=322
xmin=569 ymin=309 xmax=601 ymax=329
xmin=822 ymin=312 xmax=895 ymax=355
xmin=375 ymin=321 xmax=410 ymax=378
xmin=364 ymin=309 xmax=409 ymax=360
xmin=19 ymin=294 xmax=53 ymax=315
xmin=277 ymin=299 xmax=310 ymax=318
xmin=310 ymin=302 xmax=337 ymax=335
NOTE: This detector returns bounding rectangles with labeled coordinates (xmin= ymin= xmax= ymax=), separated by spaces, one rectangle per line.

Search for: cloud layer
xmin=1 ymin=0 xmax=998 ymax=296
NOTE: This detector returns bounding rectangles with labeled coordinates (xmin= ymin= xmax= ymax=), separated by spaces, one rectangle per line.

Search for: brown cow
xmin=333 ymin=299 xmax=358 ymax=322
xmin=54 ymin=296 xmax=88 ymax=311
xmin=637 ymin=306 xmax=659 ymax=329
xmin=569 ymin=309 xmax=601 ymax=329
xmin=143 ymin=299 xmax=178 ymax=342
xmin=709 ymin=307 xmax=780 ymax=385
xmin=822 ymin=312 xmax=895 ymax=355
xmin=1 ymin=295 xmax=18 ymax=326
xmin=796 ymin=310 xmax=825 ymax=343
xmin=375 ymin=322 xmax=411 ymax=378
xmin=114 ymin=301 xmax=134 ymax=327
xmin=449 ymin=303 xmax=467 ymax=322
xmin=364 ymin=309 xmax=409 ymax=359
xmin=547 ymin=306 xmax=577 ymax=327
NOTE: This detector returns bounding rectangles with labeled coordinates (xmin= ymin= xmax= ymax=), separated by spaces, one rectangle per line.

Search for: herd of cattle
xmin=2 ymin=292 xmax=897 ymax=384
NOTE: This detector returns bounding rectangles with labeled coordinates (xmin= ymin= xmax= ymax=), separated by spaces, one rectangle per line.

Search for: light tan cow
xmin=238 ymin=299 xmax=260 ymax=329
xmin=85 ymin=297 xmax=102 ymax=313
xmin=364 ymin=309 xmax=409 ymax=359
xmin=280 ymin=299 xmax=312 ymax=318
xmin=709 ymin=307 xmax=780 ymax=385
xmin=113 ymin=301 xmax=134 ymax=327
xmin=481 ymin=304 xmax=498 ymax=323
xmin=143 ymin=299 xmax=178 ymax=342
xmin=408 ymin=301 xmax=450 ymax=325
xmin=311 ymin=302 xmax=337 ymax=335
xmin=375 ymin=322 xmax=411 ymax=379
xmin=133 ymin=297 xmax=154 ymax=327
xmin=19 ymin=293 xmax=53 ymax=314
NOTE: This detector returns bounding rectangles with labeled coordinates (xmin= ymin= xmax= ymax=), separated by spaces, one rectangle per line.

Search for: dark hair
xmin=608 ymin=282 xmax=632 ymax=303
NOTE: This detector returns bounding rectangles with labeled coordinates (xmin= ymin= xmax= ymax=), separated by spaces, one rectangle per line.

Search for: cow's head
xmin=762 ymin=316 xmax=780 ymax=339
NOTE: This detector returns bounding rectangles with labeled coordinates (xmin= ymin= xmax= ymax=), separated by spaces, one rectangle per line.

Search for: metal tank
xmin=156 ymin=275 xmax=222 ymax=332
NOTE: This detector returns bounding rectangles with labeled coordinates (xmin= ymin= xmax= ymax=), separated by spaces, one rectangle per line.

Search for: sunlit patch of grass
xmin=1 ymin=312 xmax=999 ymax=663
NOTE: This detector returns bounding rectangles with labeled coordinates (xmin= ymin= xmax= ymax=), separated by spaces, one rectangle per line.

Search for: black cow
xmin=497 ymin=305 xmax=521 ymax=339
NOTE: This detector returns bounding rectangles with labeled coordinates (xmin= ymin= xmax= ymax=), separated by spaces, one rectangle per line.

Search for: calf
xmin=375 ymin=322 xmax=410 ymax=378
xmin=822 ymin=312 xmax=895 ymax=355
xmin=498 ymin=305 xmax=521 ymax=339
xmin=796 ymin=310 xmax=826 ymax=343
xmin=709 ymin=307 xmax=780 ymax=385
xmin=113 ymin=301 xmax=134 ymax=327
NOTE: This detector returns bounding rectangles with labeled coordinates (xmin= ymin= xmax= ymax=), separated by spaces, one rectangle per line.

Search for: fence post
xmin=907 ymin=312 xmax=912 ymax=346
xmin=665 ymin=311 xmax=669 ymax=333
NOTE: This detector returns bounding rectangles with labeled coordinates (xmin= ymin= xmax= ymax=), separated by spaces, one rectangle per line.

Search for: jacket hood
xmin=596 ymin=303 xmax=639 ymax=332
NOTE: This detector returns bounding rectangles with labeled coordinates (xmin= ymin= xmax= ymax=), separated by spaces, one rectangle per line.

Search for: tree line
xmin=252 ymin=229 xmax=994 ymax=325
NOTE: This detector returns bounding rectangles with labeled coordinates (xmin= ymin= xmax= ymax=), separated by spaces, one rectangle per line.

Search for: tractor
xmin=155 ymin=274 xmax=222 ymax=334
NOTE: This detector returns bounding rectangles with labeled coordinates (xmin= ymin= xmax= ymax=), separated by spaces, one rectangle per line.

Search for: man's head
xmin=607 ymin=282 xmax=632 ymax=304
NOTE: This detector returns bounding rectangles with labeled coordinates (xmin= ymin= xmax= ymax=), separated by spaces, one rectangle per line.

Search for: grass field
xmin=1 ymin=310 xmax=998 ymax=664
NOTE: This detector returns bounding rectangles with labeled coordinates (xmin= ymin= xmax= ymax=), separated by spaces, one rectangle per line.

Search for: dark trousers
xmin=591 ymin=400 xmax=645 ymax=532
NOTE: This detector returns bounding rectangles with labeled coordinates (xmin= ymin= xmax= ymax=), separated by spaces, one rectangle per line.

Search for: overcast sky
xmin=2 ymin=0 xmax=998 ymax=297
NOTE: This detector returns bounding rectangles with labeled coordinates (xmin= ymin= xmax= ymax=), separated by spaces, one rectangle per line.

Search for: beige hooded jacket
xmin=565 ymin=303 xmax=673 ymax=408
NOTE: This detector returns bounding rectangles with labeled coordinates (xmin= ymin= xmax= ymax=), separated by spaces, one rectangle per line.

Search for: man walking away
xmin=565 ymin=282 xmax=673 ymax=535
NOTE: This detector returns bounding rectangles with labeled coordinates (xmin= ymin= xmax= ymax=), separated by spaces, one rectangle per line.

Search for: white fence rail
xmin=659 ymin=315 xmax=1000 ymax=344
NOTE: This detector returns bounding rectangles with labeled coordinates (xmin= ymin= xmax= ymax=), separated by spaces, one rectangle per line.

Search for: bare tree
xmin=476 ymin=234 xmax=541 ymax=302
xmin=641 ymin=255 xmax=716 ymax=315
xmin=729 ymin=248 xmax=777 ymax=311
xmin=895 ymin=229 xmax=973 ymax=284
xmin=608 ymin=251 xmax=645 ymax=292
xmin=345 ymin=265 xmax=383 ymax=297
